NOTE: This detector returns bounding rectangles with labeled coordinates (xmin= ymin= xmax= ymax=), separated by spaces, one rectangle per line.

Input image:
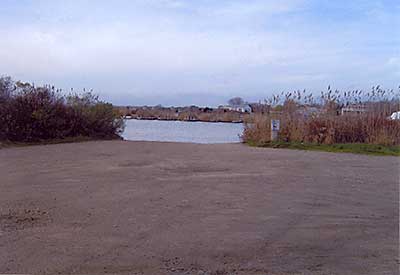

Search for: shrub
xmin=0 ymin=77 xmax=124 ymax=142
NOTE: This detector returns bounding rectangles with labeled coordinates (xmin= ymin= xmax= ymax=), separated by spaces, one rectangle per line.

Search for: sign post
xmin=271 ymin=119 xmax=280 ymax=141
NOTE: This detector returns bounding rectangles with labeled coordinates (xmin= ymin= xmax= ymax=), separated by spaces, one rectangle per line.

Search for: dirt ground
xmin=0 ymin=141 xmax=399 ymax=275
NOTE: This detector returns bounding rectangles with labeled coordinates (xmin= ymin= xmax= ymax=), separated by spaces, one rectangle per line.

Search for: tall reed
xmin=243 ymin=87 xmax=400 ymax=146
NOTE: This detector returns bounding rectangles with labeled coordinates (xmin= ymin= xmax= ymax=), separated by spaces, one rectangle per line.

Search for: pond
xmin=122 ymin=119 xmax=244 ymax=144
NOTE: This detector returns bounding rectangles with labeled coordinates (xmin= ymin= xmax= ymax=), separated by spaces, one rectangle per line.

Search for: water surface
xmin=122 ymin=119 xmax=243 ymax=144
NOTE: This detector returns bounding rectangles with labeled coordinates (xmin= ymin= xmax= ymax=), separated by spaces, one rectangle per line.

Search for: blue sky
xmin=0 ymin=0 xmax=399 ymax=106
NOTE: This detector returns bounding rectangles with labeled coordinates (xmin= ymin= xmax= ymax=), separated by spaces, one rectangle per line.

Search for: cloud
xmin=387 ymin=57 xmax=400 ymax=76
xmin=204 ymin=0 xmax=302 ymax=18
xmin=0 ymin=0 xmax=399 ymax=105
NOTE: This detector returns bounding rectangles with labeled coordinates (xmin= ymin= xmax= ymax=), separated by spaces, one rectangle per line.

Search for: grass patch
xmin=247 ymin=141 xmax=400 ymax=156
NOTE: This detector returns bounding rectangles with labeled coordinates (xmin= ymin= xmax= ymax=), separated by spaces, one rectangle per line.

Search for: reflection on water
xmin=122 ymin=119 xmax=243 ymax=144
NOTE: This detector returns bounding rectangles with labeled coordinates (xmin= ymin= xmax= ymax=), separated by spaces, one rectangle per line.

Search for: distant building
xmin=235 ymin=104 xmax=252 ymax=113
xmin=341 ymin=105 xmax=366 ymax=115
xmin=248 ymin=103 xmax=270 ymax=114
xmin=219 ymin=104 xmax=252 ymax=113
xmin=389 ymin=111 xmax=400 ymax=120
xmin=296 ymin=106 xmax=323 ymax=118
xmin=218 ymin=105 xmax=233 ymax=111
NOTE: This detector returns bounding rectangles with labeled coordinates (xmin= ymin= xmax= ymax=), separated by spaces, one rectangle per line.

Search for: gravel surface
xmin=0 ymin=140 xmax=399 ymax=275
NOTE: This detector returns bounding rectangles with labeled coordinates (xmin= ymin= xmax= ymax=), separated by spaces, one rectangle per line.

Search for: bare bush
xmin=0 ymin=77 xmax=124 ymax=142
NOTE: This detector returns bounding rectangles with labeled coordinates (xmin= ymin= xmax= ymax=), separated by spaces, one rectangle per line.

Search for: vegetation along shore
xmin=0 ymin=76 xmax=124 ymax=144
xmin=1 ymin=76 xmax=399 ymax=155
xmin=242 ymin=87 xmax=400 ymax=155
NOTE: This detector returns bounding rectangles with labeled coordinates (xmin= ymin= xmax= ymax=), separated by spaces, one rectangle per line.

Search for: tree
xmin=0 ymin=76 xmax=14 ymax=102
xmin=228 ymin=97 xmax=245 ymax=106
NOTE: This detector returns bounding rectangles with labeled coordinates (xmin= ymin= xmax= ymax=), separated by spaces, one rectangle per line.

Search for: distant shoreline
xmin=123 ymin=117 xmax=245 ymax=124
xmin=117 ymin=104 xmax=256 ymax=124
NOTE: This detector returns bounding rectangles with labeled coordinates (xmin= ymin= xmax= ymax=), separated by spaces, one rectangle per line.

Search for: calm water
xmin=122 ymin=119 xmax=244 ymax=144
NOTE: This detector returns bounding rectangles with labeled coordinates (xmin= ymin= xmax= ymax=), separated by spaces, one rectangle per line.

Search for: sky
xmin=0 ymin=0 xmax=399 ymax=106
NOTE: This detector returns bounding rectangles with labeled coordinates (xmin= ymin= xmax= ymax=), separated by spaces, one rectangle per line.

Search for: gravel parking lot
xmin=0 ymin=141 xmax=398 ymax=274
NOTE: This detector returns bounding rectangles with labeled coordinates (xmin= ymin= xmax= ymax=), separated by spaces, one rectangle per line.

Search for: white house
xmin=219 ymin=104 xmax=252 ymax=113
xmin=389 ymin=111 xmax=400 ymax=120
xmin=341 ymin=105 xmax=366 ymax=115
xmin=234 ymin=105 xmax=252 ymax=113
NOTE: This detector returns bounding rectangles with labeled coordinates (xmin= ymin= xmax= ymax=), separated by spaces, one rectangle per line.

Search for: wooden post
xmin=271 ymin=119 xmax=280 ymax=141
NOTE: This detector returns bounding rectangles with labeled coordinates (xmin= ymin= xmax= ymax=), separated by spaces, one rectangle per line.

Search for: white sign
xmin=271 ymin=119 xmax=280 ymax=131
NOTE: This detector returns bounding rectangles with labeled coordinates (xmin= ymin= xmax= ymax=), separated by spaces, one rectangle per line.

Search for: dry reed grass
xmin=243 ymin=87 xmax=400 ymax=146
